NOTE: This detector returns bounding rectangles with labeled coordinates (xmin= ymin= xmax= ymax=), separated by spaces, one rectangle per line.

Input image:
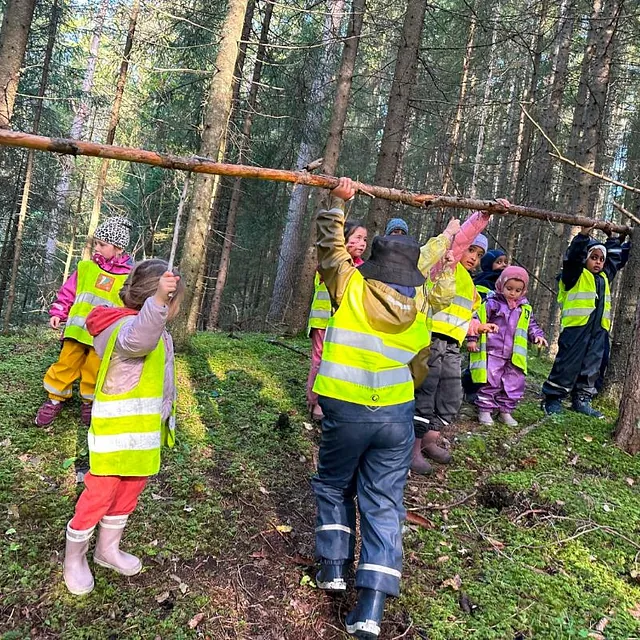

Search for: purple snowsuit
xmin=470 ymin=294 xmax=544 ymax=413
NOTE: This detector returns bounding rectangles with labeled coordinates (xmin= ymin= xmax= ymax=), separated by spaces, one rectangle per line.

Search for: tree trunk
xmin=266 ymin=0 xmax=346 ymax=327
xmin=0 ymin=0 xmax=37 ymax=128
xmin=3 ymin=0 xmax=59 ymax=330
xmin=614 ymin=227 xmax=640 ymax=453
xmin=172 ymin=0 xmax=250 ymax=345
xmin=208 ymin=0 xmax=275 ymax=329
xmin=83 ymin=0 xmax=139 ymax=259
xmin=283 ymin=0 xmax=366 ymax=335
xmin=367 ymin=0 xmax=428 ymax=236
xmin=44 ymin=0 xmax=110 ymax=281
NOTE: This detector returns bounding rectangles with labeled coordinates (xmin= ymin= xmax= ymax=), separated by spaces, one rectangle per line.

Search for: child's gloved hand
xmin=478 ymin=322 xmax=499 ymax=334
xmin=534 ymin=336 xmax=548 ymax=348
xmin=154 ymin=272 xmax=180 ymax=306
xmin=467 ymin=341 xmax=480 ymax=353
xmin=331 ymin=177 xmax=357 ymax=201
xmin=494 ymin=198 xmax=511 ymax=210
xmin=49 ymin=316 xmax=61 ymax=330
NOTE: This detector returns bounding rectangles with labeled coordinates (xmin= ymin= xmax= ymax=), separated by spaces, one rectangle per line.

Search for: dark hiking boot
xmin=409 ymin=438 xmax=433 ymax=475
xmin=345 ymin=589 xmax=386 ymax=638
xmin=543 ymin=398 xmax=563 ymax=415
xmin=35 ymin=400 xmax=63 ymax=426
xmin=316 ymin=562 xmax=348 ymax=592
xmin=571 ymin=397 xmax=604 ymax=419
xmin=81 ymin=403 xmax=93 ymax=427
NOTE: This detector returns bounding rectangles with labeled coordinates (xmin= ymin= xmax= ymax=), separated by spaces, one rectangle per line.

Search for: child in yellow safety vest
xmin=35 ymin=217 xmax=134 ymax=427
xmin=311 ymin=178 xmax=431 ymax=638
xmin=411 ymin=199 xmax=510 ymax=475
xmin=467 ymin=267 xmax=547 ymax=426
xmin=62 ymin=259 xmax=183 ymax=596
xmin=542 ymin=226 xmax=628 ymax=418
xmin=307 ymin=220 xmax=367 ymax=421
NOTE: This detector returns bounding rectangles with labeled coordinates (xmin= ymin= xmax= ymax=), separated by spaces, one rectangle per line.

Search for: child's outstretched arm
xmin=527 ymin=311 xmax=548 ymax=347
xmin=116 ymin=273 xmax=179 ymax=357
xmin=428 ymin=250 xmax=456 ymax=314
xmin=49 ymin=271 xmax=78 ymax=328
xmin=316 ymin=177 xmax=358 ymax=308
xmin=604 ymin=234 xmax=627 ymax=282
xmin=561 ymin=228 xmax=591 ymax=290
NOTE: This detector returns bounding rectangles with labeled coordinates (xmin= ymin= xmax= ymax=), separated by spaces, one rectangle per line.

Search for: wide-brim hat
xmin=358 ymin=235 xmax=425 ymax=287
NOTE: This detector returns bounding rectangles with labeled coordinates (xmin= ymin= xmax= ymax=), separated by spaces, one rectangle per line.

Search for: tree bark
xmin=3 ymin=0 xmax=59 ymax=330
xmin=44 ymin=0 xmax=110 ymax=281
xmin=0 ymin=0 xmax=37 ymax=128
xmin=208 ymin=0 xmax=275 ymax=329
xmin=367 ymin=0 xmax=428 ymax=236
xmin=83 ymin=0 xmax=140 ymax=259
xmin=283 ymin=0 xmax=366 ymax=335
xmin=266 ymin=0 xmax=345 ymax=327
xmin=172 ymin=0 xmax=250 ymax=345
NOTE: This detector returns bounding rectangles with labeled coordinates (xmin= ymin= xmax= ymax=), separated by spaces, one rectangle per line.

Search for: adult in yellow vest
xmin=35 ymin=217 xmax=134 ymax=427
xmin=62 ymin=260 xmax=183 ymax=596
xmin=306 ymin=221 xmax=367 ymax=421
xmin=542 ymin=227 xmax=628 ymax=418
xmin=312 ymin=178 xmax=430 ymax=638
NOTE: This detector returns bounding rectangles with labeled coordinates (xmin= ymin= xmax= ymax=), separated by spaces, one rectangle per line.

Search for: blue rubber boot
xmin=316 ymin=562 xmax=348 ymax=592
xmin=345 ymin=589 xmax=386 ymax=638
xmin=543 ymin=398 xmax=563 ymax=415
xmin=571 ymin=396 xmax=604 ymax=419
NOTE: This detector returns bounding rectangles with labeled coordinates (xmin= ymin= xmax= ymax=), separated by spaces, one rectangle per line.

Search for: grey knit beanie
xmin=93 ymin=216 xmax=132 ymax=250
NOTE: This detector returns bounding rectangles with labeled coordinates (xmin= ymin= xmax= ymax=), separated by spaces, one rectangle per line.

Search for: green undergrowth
xmin=0 ymin=329 xmax=639 ymax=639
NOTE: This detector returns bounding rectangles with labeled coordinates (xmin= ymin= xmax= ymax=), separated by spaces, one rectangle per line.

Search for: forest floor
xmin=1 ymin=330 xmax=640 ymax=640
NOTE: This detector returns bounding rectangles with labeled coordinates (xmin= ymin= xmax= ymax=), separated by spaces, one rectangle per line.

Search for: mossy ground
xmin=1 ymin=331 xmax=639 ymax=639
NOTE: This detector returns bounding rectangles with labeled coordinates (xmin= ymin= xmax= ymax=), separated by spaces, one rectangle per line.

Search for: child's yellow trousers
xmin=43 ymin=339 xmax=101 ymax=402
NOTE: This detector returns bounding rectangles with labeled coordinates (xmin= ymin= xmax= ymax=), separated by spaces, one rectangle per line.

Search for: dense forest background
xmin=0 ymin=0 xmax=639 ymax=376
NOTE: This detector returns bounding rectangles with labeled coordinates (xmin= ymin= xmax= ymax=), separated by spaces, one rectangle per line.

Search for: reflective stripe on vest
xmin=558 ymin=270 xmax=611 ymax=331
xmin=313 ymin=271 xmax=429 ymax=407
xmin=308 ymin=272 xmax=332 ymax=332
xmin=89 ymin=319 xmax=174 ymax=476
xmin=64 ymin=261 xmax=127 ymax=346
xmin=431 ymin=263 xmax=477 ymax=345
xmin=470 ymin=302 xmax=532 ymax=383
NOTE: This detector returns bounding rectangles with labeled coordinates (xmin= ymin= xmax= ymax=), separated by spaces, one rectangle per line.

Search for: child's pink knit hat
xmin=495 ymin=265 xmax=529 ymax=296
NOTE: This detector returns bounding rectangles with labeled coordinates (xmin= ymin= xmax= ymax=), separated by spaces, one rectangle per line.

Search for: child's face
xmin=93 ymin=240 xmax=122 ymax=260
xmin=389 ymin=228 xmax=406 ymax=236
xmin=586 ymin=249 xmax=605 ymax=274
xmin=493 ymin=255 xmax=508 ymax=270
xmin=346 ymin=227 xmax=367 ymax=259
xmin=503 ymin=278 xmax=525 ymax=302
xmin=461 ymin=245 xmax=484 ymax=272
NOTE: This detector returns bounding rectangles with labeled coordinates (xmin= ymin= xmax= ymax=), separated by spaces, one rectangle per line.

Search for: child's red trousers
xmin=70 ymin=472 xmax=147 ymax=530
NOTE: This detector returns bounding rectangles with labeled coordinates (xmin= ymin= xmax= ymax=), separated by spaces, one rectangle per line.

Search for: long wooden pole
xmin=0 ymin=128 xmax=631 ymax=234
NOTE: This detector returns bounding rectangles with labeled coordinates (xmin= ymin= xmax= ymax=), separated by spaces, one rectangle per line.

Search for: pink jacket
xmin=432 ymin=211 xmax=491 ymax=336
xmin=92 ymin=297 xmax=175 ymax=422
xmin=50 ymin=253 xmax=133 ymax=321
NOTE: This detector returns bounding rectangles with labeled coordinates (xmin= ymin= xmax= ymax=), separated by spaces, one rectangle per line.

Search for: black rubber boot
xmin=316 ymin=562 xmax=348 ymax=592
xmin=345 ymin=589 xmax=387 ymax=638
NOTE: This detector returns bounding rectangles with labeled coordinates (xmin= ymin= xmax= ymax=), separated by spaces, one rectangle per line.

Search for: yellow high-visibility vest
xmin=430 ymin=263 xmax=477 ymax=345
xmin=313 ymin=271 xmax=429 ymax=407
xmin=64 ymin=261 xmax=127 ymax=346
xmin=307 ymin=272 xmax=332 ymax=333
xmin=470 ymin=302 xmax=531 ymax=383
xmin=89 ymin=319 xmax=175 ymax=476
xmin=558 ymin=270 xmax=611 ymax=331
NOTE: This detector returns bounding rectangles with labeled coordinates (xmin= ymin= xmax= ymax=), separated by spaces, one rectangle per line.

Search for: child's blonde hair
xmin=119 ymin=259 xmax=184 ymax=314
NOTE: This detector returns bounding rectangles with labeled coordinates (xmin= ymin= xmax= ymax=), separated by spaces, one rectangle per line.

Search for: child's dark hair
xmin=344 ymin=219 xmax=365 ymax=241
xmin=119 ymin=259 xmax=185 ymax=313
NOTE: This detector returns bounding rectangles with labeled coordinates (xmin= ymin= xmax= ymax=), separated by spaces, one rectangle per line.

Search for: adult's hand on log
xmin=331 ymin=177 xmax=357 ymax=202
